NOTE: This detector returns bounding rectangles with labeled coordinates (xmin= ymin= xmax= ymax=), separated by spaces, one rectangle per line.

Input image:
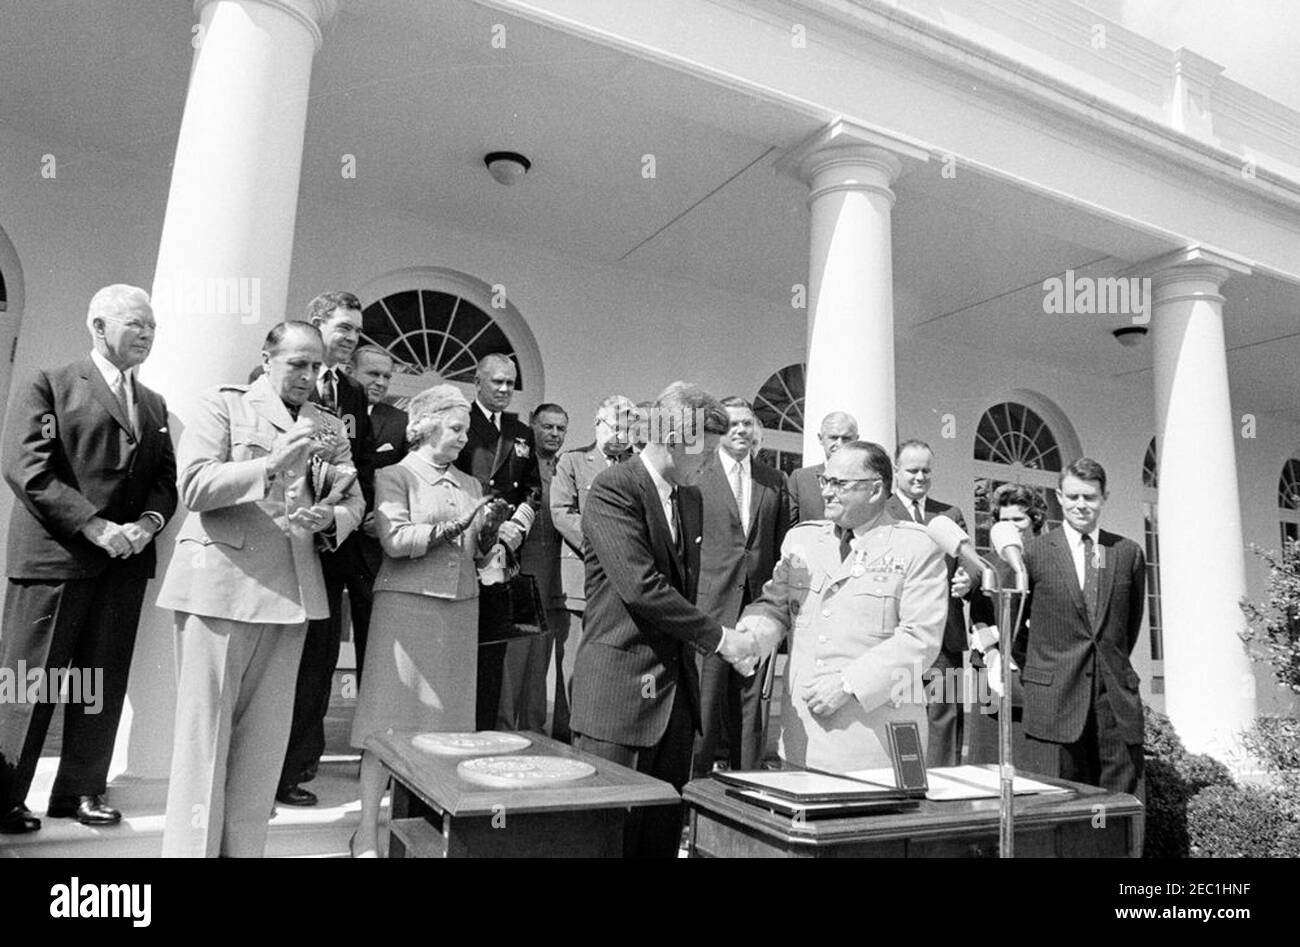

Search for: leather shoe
xmin=46 ymin=795 xmax=121 ymax=826
xmin=276 ymin=784 xmax=318 ymax=807
xmin=0 ymin=805 xmax=41 ymax=834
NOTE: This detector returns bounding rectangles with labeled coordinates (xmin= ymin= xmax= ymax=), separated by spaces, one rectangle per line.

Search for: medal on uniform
xmin=851 ymin=547 xmax=866 ymax=577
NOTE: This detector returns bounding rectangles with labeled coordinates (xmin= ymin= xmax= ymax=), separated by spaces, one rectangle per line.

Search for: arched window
xmin=355 ymin=268 xmax=544 ymax=413
xmin=1279 ymin=458 xmax=1300 ymax=545
xmin=972 ymin=401 xmax=1065 ymax=555
xmin=753 ymin=363 xmax=805 ymax=475
xmin=361 ymin=290 xmax=519 ymax=395
xmin=1143 ymin=438 xmax=1164 ymax=683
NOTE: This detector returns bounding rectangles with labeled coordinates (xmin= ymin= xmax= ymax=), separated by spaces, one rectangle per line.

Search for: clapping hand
xmin=951 ymin=565 xmax=972 ymax=599
xmin=288 ymin=504 xmax=335 ymax=533
xmin=798 ymin=671 xmax=853 ymax=717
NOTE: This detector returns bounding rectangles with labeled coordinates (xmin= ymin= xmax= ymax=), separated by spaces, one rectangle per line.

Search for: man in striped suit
xmin=569 ymin=382 xmax=761 ymax=858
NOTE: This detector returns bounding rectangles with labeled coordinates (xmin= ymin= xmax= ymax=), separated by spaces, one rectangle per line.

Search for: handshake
xmin=717 ymin=619 xmax=768 ymax=678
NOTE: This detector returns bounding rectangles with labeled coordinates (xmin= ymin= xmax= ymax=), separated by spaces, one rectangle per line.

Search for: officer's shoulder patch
xmin=217 ymin=383 xmax=250 ymax=392
xmin=791 ymin=518 xmax=834 ymax=534
xmin=894 ymin=520 xmax=929 ymax=535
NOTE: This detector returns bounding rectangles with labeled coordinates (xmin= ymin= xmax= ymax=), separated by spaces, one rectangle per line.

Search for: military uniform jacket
xmin=742 ymin=516 xmax=949 ymax=772
xmin=156 ymin=375 xmax=365 ymax=625
xmin=550 ymin=443 xmax=615 ymax=612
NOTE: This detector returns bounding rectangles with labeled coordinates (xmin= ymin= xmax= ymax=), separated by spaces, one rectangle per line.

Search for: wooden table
xmin=366 ymin=730 xmax=680 ymax=858
xmin=684 ymin=768 xmax=1142 ymax=858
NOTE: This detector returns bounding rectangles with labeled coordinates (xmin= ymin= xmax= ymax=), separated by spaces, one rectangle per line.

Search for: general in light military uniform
xmin=741 ymin=516 xmax=949 ymax=773
xmin=158 ymin=372 xmax=365 ymax=857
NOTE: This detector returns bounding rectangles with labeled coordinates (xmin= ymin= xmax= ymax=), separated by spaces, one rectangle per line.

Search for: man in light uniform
xmin=737 ymin=441 xmax=949 ymax=772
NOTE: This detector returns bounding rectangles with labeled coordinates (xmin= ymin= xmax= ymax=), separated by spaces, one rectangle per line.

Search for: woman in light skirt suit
xmin=350 ymin=385 xmax=506 ymax=857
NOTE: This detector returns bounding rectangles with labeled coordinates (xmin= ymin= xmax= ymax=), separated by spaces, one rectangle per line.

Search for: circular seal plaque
xmin=456 ymin=755 xmax=597 ymax=789
xmin=412 ymin=731 xmax=532 ymax=757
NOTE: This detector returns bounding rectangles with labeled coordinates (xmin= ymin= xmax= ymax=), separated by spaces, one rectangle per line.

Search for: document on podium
xmin=843 ymin=765 xmax=1068 ymax=801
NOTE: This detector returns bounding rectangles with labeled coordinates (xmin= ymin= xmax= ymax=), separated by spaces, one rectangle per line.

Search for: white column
xmin=779 ymin=123 xmax=925 ymax=461
xmin=110 ymin=0 xmax=336 ymax=802
xmin=1149 ymin=247 xmax=1254 ymax=761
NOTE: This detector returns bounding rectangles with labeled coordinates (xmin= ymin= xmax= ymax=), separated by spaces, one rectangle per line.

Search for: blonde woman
xmin=350 ymin=385 xmax=506 ymax=857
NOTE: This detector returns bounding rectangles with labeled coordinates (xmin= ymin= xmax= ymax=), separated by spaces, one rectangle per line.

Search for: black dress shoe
xmin=46 ymin=794 xmax=122 ymax=826
xmin=275 ymin=784 xmax=318 ymax=807
xmin=0 ymin=805 xmax=41 ymax=834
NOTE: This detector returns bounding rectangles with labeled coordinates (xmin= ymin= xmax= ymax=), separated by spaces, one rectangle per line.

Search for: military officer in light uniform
xmin=737 ymin=440 xmax=949 ymax=773
xmin=158 ymin=321 xmax=365 ymax=857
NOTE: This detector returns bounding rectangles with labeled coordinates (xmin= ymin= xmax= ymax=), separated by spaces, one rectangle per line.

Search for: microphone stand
xmin=983 ymin=567 xmax=1029 ymax=858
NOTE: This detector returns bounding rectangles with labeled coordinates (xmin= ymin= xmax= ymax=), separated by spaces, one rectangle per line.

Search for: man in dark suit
xmin=570 ymin=382 xmax=760 ymax=858
xmin=498 ymin=402 xmax=568 ymax=732
xmin=691 ymin=397 xmax=790 ymax=776
xmin=453 ymin=353 xmax=541 ymax=729
xmin=885 ymin=438 xmax=972 ymax=767
xmin=789 ymin=411 xmax=857 ymax=523
xmin=345 ymin=344 xmax=408 ymax=682
xmin=1019 ymin=458 xmax=1146 ymax=796
xmin=549 ymin=394 xmax=637 ymax=741
xmin=275 ymin=291 xmax=375 ymax=807
xmin=0 ymin=284 xmax=177 ymax=833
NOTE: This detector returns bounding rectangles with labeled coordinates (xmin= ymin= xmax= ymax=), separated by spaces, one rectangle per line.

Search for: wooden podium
xmin=366 ymin=730 xmax=680 ymax=858
xmin=683 ymin=769 xmax=1142 ymax=858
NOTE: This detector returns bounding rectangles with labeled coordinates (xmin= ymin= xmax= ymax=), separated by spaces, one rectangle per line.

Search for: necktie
xmin=112 ymin=373 xmax=136 ymax=436
xmin=837 ymin=526 xmax=853 ymax=562
xmin=317 ymin=368 xmax=336 ymax=410
xmin=731 ymin=461 xmax=746 ymax=532
xmin=912 ymin=500 xmax=924 ymax=524
xmin=1082 ymin=533 xmax=1100 ymax=626
xmin=669 ymin=488 xmax=686 ymax=559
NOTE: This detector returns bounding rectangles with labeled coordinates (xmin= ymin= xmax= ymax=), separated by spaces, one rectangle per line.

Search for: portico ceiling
xmin=2 ymin=0 xmax=1299 ymax=421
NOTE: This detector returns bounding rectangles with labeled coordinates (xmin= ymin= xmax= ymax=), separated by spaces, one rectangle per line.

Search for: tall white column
xmin=779 ymin=122 xmax=925 ymax=461
xmin=110 ymin=0 xmax=336 ymax=801
xmin=1148 ymin=247 xmax=1254 ymax=761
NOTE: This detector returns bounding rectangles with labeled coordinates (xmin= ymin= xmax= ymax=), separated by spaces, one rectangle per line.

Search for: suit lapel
xmin=80 ymin=359 xmax=135 ymax=439
xmin=1092 ymin=530 xmax=1118 ymax=633
xmin=705 ymin=459 xmax=742 ymax=529
xmin=746 ymin=472 xmax=769 ymax=545
xmin=633 ymin=461 xmax=683 ymax=587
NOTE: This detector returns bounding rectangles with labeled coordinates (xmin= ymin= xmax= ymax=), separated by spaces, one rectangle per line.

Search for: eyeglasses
xmin=817 ymin=475 xmax=880 ymax=493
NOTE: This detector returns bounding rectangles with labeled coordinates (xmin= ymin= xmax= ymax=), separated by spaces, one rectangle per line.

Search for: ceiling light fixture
xmin=484 ymin=151 xmax=531 ymax=186
xmin=1113 ymin=326 xmax=1148 ymax=348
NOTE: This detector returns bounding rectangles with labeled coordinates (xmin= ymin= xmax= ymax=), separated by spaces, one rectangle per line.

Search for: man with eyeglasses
xmin=549 ymin=395 xmax=637 ymax=741
xmin=0 ymin=284 xmax=177 ymax=833
xmin=736 ymin=441 xmax=948 ymax=772
xmin=789 ymin=411 xmax=857 ymax=523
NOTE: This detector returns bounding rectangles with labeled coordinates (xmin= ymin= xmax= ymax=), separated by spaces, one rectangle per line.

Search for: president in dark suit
xmin=885 ymin=438 xmax=972 ymax=767
xmin=570 ymin=382 xmax=760 ymax=857
xmin=263 ymin=292 xmax=376 ymax=807
xmin=453 ymin=353 xmax=541 ymax=729
xmin=346 ymin=344 xmax=408 ymax=682
xmin=0 ymin=285 xmax=177 ymax=833
xmin=691 ymin=397 xmax=790 ymax=775
xmin=1019 ymin=458 xmax=1146 ymax=796
xmin=789 ymin=411 xmax=857 ymax=523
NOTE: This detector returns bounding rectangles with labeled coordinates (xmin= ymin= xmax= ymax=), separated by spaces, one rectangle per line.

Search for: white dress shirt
xmin=894 ymin=489 xmax=925 ymax=523
xmin=1062 ymin=522 xmax=1101 ymax=589
xmin=717 ymin=447 xmax=752 ymax=534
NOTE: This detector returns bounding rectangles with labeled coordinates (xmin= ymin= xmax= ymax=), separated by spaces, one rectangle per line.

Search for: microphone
xmin=924 ymin=516 xmax=995 ymax=590
xmin=990 ymin=521 xmax=1028 ymax=592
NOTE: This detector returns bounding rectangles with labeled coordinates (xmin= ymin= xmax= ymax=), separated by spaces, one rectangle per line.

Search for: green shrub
xmin=1143 ymin=706 xmax=1234 ymax=858
xmin=1188 ymin=784 xmax=1300 ymax=857
xmin=1241 ymin=715 xmax=1300 ymax=771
